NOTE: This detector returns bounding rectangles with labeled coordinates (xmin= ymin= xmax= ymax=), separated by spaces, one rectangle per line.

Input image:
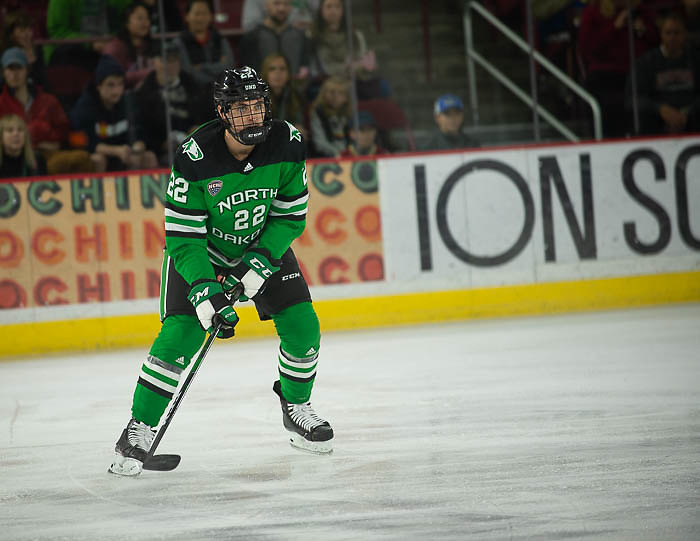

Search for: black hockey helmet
xmin=213 ymin=66 xmax=272 ymax=145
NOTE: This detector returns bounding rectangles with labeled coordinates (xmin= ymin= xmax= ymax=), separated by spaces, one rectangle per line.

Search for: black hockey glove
xmin=188 ymin=280 xmax=239 ymax=338
xmin=221 ymin=249 xmax=281 ymax=301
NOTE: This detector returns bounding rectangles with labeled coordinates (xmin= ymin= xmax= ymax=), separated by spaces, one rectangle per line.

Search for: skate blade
xmin=289 ymin=433 xmax=333 ymax=455
xmin=108 ymin=453 xmax=143 ymax=476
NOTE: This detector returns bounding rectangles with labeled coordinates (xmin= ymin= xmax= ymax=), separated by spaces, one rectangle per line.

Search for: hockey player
xmin=109 ymin=66 xmax=333 ymax=476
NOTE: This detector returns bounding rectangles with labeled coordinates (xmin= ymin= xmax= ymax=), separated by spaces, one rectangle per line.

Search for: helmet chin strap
xmin=235 ymin=125 xmax=272 ymax=145
xmin=219 ymin=109 xmax=271 ymax=146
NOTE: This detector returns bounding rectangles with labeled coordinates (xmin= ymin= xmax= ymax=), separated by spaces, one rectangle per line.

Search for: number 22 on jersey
xmin=233 ymin=205 xmax=266 ymax=231
xmin=167 ymin=174 xmax=189 ymax=204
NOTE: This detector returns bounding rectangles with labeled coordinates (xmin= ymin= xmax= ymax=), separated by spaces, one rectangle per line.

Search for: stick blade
xmin=143 ymin=454 xmax=181 ymax=471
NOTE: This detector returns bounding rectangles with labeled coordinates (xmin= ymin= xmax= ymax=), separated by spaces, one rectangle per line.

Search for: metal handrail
xmin=463 ymin=0 xmax=602 ymax=142
xmin=34 ymin=28 xmax=244 ymax=46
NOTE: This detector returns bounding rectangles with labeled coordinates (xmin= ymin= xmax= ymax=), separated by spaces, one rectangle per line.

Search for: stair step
xmin=346 ymin=0 xmax=550 ymax=141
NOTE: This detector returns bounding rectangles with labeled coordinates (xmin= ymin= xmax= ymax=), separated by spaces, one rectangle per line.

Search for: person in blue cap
xmin=423 ymin=93 xmax=479 ymax=151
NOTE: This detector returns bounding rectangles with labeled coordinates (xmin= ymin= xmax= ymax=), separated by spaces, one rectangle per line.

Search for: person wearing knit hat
xmin=70 ymin=55 xmax=157 ymax=172
xmin=94 ymin=54 xmax=125 ymax=85
xmin=341 ymin=109 xmax=387 ymax=157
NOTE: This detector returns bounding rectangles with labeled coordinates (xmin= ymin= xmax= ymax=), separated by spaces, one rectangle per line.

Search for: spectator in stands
xmin=0 ymin=114 xmax=46 ymax=178
xmin=531 ymin=1 xmax=587 ymax=117
xmin=681 ymin=0 xmax=700 ymax=48
xmin=133 ymin=40 xmax=209 ymax=165
xmin=0 ymin=9 xmax=47 ymax=90
xmin=532 ymin=1 xmax=586 ymax=71
xmin=308 ymin=75 xmax=350 ymax=157
xmin=0 ymin=48 xmax=93 ymax=174
xmin=103 ymin=2 xmax=155 ymax=89
xmin=141 ymin=0 xmax=184 ymax=34
xmin=423 ymin=94 xmax=479 ymax=151
xmin=310 ymin=0 xmax=388 ymax=100
xmin=578 ymin=0 xmax=658 ymax=138
xmin=483 ymin=0 xmax=524 ymax=30
xmin=45 ymin=0 xmax=131 ymax=69
xmin=260 ymin=52 xmax=307 ymax=136
xmin=176 ymin=0 xmax=235 ymax=88
xmin=239 ymin=0 xmax=311 ymax=79
xmin=341 ymin=110 xmax=386 ymax=157
xmin=242 ymin=0 xmax=320 ymax=32
xmin=70 ymin=55 xmax=158 ymax=172
xmin=627 ymin=12 xmax=700 ymax=135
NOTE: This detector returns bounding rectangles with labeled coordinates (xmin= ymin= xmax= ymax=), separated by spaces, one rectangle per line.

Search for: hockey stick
xmin=143 ymin=283 xmax=244 ymax=471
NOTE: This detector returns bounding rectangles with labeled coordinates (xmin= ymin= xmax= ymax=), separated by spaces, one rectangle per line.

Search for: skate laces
xmin=127 ymin=420 xmax=155 ymax=451
xmin=287 ymin=402 xmax=326 ymax=432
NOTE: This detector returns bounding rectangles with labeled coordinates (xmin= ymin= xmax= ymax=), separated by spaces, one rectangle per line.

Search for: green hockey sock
xmin=272 ymin=302 xmax=321 ymax=404
xmin=132 ymin=314 xmax=205 ymax=427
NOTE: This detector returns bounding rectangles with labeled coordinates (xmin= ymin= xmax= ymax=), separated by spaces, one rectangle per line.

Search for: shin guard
xmin=131 ymin=314 xmax=205 ymax=426
xmin=272 ymin=302 xmax=321 ymax=404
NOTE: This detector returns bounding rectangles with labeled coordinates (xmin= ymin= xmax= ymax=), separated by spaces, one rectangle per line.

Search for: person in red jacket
xmin=0 ymin=47 xmax=92 ymax=173
xmin=578 ymin=0 xmax=658 ymax=138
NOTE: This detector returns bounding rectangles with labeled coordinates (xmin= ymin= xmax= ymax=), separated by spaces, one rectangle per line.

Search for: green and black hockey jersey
xmin=164 ymin=118 xmax=308 ymax=285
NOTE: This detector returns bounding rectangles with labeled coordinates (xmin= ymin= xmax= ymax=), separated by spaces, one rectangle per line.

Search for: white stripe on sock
xmin=144 ymin=358 xmax=182 ymax=380
xmin=278 ymin=363 xmax=317 ymax=379
xmin=139 ymin=370 xmax=178 ymax=394
xmin=278 ymin=354 xmax=318 ymax=371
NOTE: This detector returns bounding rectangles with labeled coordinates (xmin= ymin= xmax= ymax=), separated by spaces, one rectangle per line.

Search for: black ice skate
xmin=273 ymin=380 xmax=333 ymax=454
xmin=108 ymin=418 xmax=156 ymax=476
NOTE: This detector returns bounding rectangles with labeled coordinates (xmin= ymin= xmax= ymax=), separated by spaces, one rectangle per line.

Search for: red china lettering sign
xmin=0 ymin=162 xmax=383 ymax=310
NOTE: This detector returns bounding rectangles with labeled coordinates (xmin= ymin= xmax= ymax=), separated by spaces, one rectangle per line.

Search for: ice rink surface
xmin=1 ymin=304 xmax=699 ymax=541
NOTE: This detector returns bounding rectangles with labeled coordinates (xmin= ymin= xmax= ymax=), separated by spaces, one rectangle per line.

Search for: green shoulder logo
xmin=285 ymin=121 xmax=302 ymax=143
xmin=182 ymin=138 xmax=204 ymax=161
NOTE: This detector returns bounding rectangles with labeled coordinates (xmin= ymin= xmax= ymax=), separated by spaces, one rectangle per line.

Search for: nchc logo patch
xmin=207 ymin=180 xmax=223 ymax=196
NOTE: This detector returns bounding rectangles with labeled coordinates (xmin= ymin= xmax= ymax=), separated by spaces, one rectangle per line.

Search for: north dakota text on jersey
xmin=215 ymin=188 xmax=279 ymax=214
